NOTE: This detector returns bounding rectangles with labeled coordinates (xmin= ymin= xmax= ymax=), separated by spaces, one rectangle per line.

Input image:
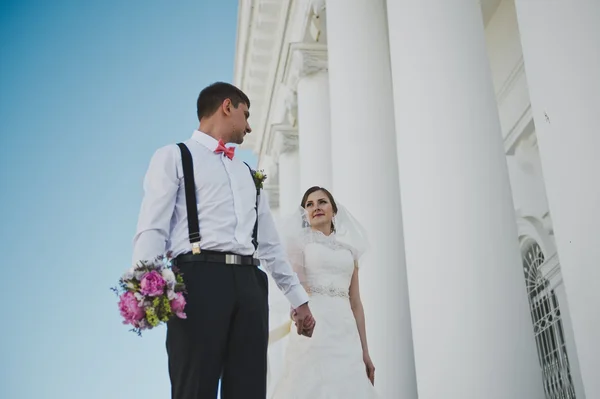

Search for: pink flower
xmin=139 ymin=270 xmax=166 ymax=297
xmin=170 ymin=292 xmax=187 ymax=319
xmin=118 ymin=291 xmax=145 ymax=325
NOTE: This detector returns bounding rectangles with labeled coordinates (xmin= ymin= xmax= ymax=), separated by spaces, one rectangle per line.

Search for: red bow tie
xmin=214 ymin=140 xmax=235 ymax=160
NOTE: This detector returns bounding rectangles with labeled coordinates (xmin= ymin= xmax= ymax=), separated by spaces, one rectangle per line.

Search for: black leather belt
xmin=175 ymin=251 xmax=260 ymax=266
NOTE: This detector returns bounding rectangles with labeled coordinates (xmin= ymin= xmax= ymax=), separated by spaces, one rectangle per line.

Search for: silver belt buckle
xmin=225 ymin=254 xmax=241 ymax=264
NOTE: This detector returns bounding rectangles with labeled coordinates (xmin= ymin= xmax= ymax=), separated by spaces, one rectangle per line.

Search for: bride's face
xmin=304 ymin=190 xmax=335 ymax=228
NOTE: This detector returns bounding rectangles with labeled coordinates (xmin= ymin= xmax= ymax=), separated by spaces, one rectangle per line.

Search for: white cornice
xmin=282 ymin=42 xmax=328 ymax=89
xmin=236 ymin=0 xmax=506 ymax=161
xmin=281 ymin=85 xmax=298 ymax=126
xmin=234 ymin=0 xmax=293 ymax=153
xmin=233 ymin=0 xmax=254 ymax=89
xmin=267 ymin=123 xmax=299 ymax=158
xmin=254 ymin=5 xmax=322 ymax=163
xmin=234 ymin=0 xmax=319 ymax=159
xmin=495 ymin=55 xmax=535 ymax=155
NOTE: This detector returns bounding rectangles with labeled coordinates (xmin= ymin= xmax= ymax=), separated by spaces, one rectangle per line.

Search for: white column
xmin=513 ymin=2 xmax=600 ymax=397
xmin=325 ymin=1 xmax=417 ymax=398
xmin=271 ymin=125 xmax=301 ymax=216
xmin=385 ymin=2 xmax=545 ymax=398
xmin=285 ymin=43 xmax=332 ymax=192
xmin=297 ymin=71 xmax=332 ymax=190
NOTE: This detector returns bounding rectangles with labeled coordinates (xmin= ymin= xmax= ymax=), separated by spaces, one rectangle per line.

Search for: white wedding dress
xmin=269 ymin=232 xmax=379 ymax=399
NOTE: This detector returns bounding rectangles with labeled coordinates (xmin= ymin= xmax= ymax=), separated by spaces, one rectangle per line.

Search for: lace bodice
xmin=298 ymin=232 xmax=356 ymax=298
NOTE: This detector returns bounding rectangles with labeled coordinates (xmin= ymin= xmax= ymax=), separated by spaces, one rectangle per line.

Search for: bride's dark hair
xmin=300 ymin=186 xmax=338 ymax=232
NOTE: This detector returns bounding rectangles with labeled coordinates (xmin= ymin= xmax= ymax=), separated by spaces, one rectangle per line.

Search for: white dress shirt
xmin=132 ymin=130 xmax=309 ymax=308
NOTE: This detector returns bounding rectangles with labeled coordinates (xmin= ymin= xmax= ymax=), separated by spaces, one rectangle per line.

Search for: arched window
xmin=521 ymin=239 xmax=576 ymax=398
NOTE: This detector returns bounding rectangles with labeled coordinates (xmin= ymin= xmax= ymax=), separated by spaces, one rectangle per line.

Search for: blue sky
xmin=0 ymin=1 xmax=255 ymax=397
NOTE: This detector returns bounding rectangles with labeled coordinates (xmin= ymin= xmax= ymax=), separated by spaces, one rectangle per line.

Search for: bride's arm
xmin=349 ymin=261 xmax=375 ymax=384
xmin=349 ymin=263 xmax=369 ymax=354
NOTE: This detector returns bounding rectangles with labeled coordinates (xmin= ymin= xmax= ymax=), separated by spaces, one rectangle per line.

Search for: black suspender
xmin=177 ymin=143 xmax=202 ymax=254
xmin=243 ymin=162 xmax=260 ymax=251
xmin=176 ymin=143 xmax=259 ymax=255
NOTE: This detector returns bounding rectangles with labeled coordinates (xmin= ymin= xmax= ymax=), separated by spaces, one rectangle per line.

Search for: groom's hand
xmin=294 ymin=303 xmax=315 ymax=337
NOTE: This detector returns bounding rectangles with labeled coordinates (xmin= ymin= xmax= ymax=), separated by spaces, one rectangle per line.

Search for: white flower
xmin=126 ymin=282 xmax=135 ymax=289
xmin=122 ymin=266 xmax=136 ymax=281
xmin=162 ymin=268 xmax=176 ymax=284
xmin=134 ymin=270 xmax=147 ymax=280
xmin=134 ymin=292 xmax=144 ymax=305
xmin=166 ymin=288 xmax=178 ymax=301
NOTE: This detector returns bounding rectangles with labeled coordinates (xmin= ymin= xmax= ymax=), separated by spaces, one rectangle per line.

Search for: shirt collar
xmin=191 ymin=130 xmax=219 ymax=152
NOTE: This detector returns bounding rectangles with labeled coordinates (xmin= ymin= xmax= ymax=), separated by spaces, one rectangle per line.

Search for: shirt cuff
xmin=285 ymin=284 xmax=310 ymax=309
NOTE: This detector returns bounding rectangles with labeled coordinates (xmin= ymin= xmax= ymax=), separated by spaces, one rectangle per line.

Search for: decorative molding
xmin=267 ymin=123 xmax=299 ymax=158
xmin=233 ymin=0 xmax=255 ymax=89
xmin=281 ymin=85 xmax=298 ymax=126
xmin=234 ymin=0 xmax=324 ymax=160
xmin=518 ymin=218 xmax=562 ymax=286
xmin=311 ymin=0 xmax=326 ymax=15
xmin=504 ymin=105 xmax=534 ymax=155
xmin=517 ymin=216 xmax=557 ymax=260
xmin=234 ymin=0 xmax=293 ymax=152
xmin=309 ymin=0 xmax=326 ymax=41
xmin=293 ymin=43 xmax=328 ymax=76
xmin=496 ymin=56 xmax=525 ymax=106
xmin=496 ymin=55 xmax=534 ymax=156
xmin=541 ymin=211 xmax=553 ymax=236
xmin=539 ymin=252 xmax=562 ymax=288
xmin=282 ymin=42 xmax=328 ymax=90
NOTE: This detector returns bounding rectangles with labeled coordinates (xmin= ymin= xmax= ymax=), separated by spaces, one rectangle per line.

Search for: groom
xmin=132 ymin=82 xmax=315 ymax=399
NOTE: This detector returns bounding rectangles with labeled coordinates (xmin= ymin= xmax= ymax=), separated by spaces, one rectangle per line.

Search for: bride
xmin=267 ymin=186 xmax=378 ymax=398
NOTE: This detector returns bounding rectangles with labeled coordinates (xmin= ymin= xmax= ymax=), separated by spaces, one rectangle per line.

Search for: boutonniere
xmin=252 ymin=169 xmax=267 ymax=190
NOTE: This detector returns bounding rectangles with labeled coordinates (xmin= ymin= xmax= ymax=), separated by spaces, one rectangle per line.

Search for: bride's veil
xmin=278 ymin=203 xmax=370 ymax=263
xmin=330 ymin=203 xmax=370 ymax=261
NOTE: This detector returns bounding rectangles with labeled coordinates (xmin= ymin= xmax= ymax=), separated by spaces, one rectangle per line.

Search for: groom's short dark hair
xmin=197 ymin=82 xmax=250 ymax=121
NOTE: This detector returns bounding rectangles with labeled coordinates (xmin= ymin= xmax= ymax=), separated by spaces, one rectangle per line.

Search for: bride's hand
xmin=291 ymin=306 xmax=316 ymax=337
xmin=363 ymin=353 xmax=375 ymax=385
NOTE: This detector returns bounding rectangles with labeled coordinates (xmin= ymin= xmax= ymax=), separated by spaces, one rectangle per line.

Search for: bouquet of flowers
xmin=111 ymin=253 xmax=187 ymax=336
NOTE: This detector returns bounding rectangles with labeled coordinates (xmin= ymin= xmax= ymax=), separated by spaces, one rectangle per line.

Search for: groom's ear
xmin=222 ymin=98 xmax=233 ymax=116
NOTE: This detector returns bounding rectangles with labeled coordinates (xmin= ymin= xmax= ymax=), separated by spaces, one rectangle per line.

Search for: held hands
xmin=291 ymin=303 xmax=316 ymax=337
xmin=363 ymin=352 xmax=375 ymax=385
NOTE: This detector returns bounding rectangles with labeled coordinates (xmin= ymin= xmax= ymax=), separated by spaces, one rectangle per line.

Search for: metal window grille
xmin=522 ymin=241 xmax=576 ymax=399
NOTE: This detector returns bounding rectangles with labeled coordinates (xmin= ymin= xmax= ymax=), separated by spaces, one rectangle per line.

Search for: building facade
xmin=234 ymin=1 xmax=599 ymax=398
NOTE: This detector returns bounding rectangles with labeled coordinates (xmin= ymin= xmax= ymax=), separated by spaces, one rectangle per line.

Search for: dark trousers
xmin=166 ymin=258 xmax=269 ymax=399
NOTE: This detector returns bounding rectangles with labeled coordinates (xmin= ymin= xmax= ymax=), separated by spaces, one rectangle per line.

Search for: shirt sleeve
xmin=132 ymin=145 xmax=180 ymax=265
xmin=256 ymin=189 xmax=309 ymax=309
